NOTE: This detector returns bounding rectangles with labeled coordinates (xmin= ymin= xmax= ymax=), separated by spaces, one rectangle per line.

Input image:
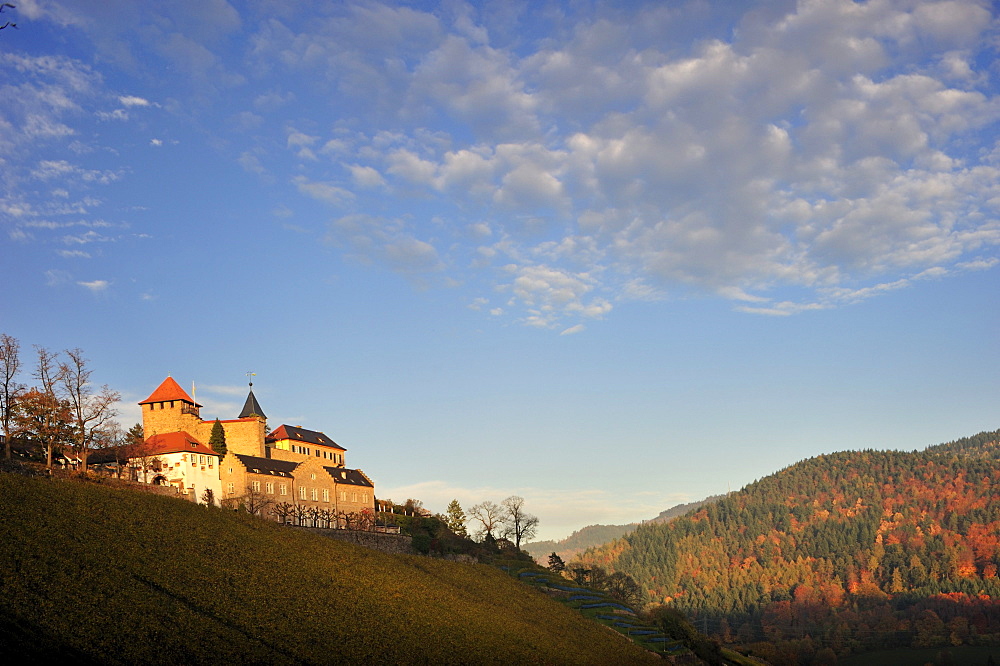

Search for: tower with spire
xmin=140 ymin=376 xmax=269 ymax=457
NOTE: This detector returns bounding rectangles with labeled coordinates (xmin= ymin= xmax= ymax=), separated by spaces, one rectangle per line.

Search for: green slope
xmin=0 ymin=473 xmax=658 ymax=665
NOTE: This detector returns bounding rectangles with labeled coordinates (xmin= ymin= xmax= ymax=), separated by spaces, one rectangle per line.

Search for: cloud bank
xmin=4 ymin=1 xmax=998 ymax=327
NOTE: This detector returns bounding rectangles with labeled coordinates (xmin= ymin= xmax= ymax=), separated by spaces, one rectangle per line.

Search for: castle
xmin=134 ymin=376 xmax=376 ymax=522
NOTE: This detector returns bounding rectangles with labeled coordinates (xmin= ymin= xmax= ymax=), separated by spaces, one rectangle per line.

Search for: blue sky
xmin=2 ymin=0 xmax=998 ymax=541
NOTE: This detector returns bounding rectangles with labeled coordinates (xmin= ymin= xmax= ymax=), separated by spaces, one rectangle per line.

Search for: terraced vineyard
xmin=0 ymin=471 xmax=660 ymax=665
xmin=500 ymin=564 xmax=690 ymax=658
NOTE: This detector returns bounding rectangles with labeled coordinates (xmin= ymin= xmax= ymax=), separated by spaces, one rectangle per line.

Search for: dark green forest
xmin=575 ymin=430 xmax=1000 ymax=663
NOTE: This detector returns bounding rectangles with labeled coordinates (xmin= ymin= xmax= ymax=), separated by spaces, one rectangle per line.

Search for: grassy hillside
xmin=0 ymin=472 xmax=658 ymax=665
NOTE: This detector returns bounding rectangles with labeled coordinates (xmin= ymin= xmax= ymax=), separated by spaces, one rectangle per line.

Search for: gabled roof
xmin=267 ymin=425 xmax=345 ymax=451
xmin=233 ymin=453 xmax=297 ymax=477
xmin=144 ymin=432 xmax=218 ymax=457
xmin=238 ymin=389 xmax=267 ymax=419
xmin=139 ymin=376 xmax=202 ymax=407
xmin=324 ymin=466 xmax=374 ymax=488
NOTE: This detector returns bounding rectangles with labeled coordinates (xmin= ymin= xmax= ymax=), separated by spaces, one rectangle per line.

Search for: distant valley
xmin=524 ymin=496 xmax=722 ymax=563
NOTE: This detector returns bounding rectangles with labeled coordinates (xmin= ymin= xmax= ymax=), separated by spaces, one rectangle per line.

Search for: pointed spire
xmin=239 ymin=374 xmax=266 ymax=420
xmin=239 ymin=390 xmax=266 ymax=419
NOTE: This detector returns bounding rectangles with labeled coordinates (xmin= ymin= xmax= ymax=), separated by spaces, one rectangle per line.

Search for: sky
xmin=1 ymin=0 xmax=998 ymax=542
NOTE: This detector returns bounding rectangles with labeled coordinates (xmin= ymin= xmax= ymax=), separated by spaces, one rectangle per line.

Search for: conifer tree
xmin=548 ymin=552 xmax=566 ymax=574
xmin=445 ymin=499 xmax=468 ymax=537
xmin=209 ymin=418 xmax=227 ymax=455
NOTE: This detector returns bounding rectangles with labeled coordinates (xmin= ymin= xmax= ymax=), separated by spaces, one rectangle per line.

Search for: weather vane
xmin=246 ymin=370 xmax=256 ymax=388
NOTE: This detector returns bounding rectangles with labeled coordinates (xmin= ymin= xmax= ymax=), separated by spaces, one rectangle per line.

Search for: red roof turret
xmin=139 ymin=376 xmax=202 ymax=407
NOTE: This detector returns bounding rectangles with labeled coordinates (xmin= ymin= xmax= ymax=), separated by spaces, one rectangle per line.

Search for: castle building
xmin=135 ymin=377 xmax=375 ymax=521
xmin=127 ymin=432 xmax=222 ymax=503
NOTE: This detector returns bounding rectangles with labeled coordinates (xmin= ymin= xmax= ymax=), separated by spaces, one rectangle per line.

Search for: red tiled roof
xmin=139 ymin=376 xmax=201 ymax=407
xmin=143 ymin=432 xmax=219 ymax=457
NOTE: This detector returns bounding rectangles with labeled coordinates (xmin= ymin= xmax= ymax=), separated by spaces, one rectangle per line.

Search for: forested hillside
xmin=574 ymin=430 xmax=1000 ymax=662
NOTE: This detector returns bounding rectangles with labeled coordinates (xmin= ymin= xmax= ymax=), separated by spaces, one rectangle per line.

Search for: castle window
xmin=311 ymin=488 xmax=318 ymax=501
xmin=279 ymin=483 xmax=287 ymax=495
xmin=310 ymin=473 xmax=316 ymax=480
xmin=352 ymin=492 xmax=358 ymax=503
xmin=227 ymin=482 xmax=234 ymax=495
xmin=340 ymin=491 xmax=347 ymax=502
xmin=266 ymin=482 xmax=274 ymax=494
xmin=299 ymin=486 xmax=307 ymax=500
xmin=251 ymin=480 xmax=260 ymax=492
xmin=323 ymin=489 xmax=329 ymax=502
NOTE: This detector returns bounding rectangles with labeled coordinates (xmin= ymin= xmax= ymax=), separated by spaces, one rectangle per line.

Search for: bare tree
xmin=468 ymin=500 xmax=505 ymax=542
xmin=33 ymin=346 xmax=60 ymax=395
xmin=241 ymin=487 xmax=274 ymax=516
xmin=0 ymin=334 xmax=24 ymax=459
xmin=501 ymin=495 xmax=539 ymax=550
xmin=90 ymin=420 xmax=124 ymax=475
xmin=58 ymin=348 xmax=120 ymax=473
xmin=273 ymin=501 xmax=295 ymax=524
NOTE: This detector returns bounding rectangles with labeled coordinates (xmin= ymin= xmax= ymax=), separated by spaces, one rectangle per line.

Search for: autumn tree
xmin=501 ymin=495 xmax=539 ymax=549
xmin=58 ymin=348 xmax=120 ymax=472
xmin=548 ymin=552 xmax=566 ymax=574
xmin=445 ymin=499 xmax=468 ymax=537
xmin=468 ymin=500 xmax=504 ymax=542
xmin=0 ymin=333 xmax=24 ymax=459
xmin=209 ymin=418 xmax=227 ymax=455
xmin=12 ymin=388 xmax=74 ymax=468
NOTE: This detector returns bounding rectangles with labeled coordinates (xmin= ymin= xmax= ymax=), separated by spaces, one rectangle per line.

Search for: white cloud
xmin=118 ymin=95 xmax=151 ymax=107
xmin=77 ymin=279 xmax=109 ymax=292
xmin=348 ymin=164 xmax=386 ymax=188
xmin=293 ymin=176 xmax=354 ymax=206
xmin=326 ymin=214 xmax=444 ymax=275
